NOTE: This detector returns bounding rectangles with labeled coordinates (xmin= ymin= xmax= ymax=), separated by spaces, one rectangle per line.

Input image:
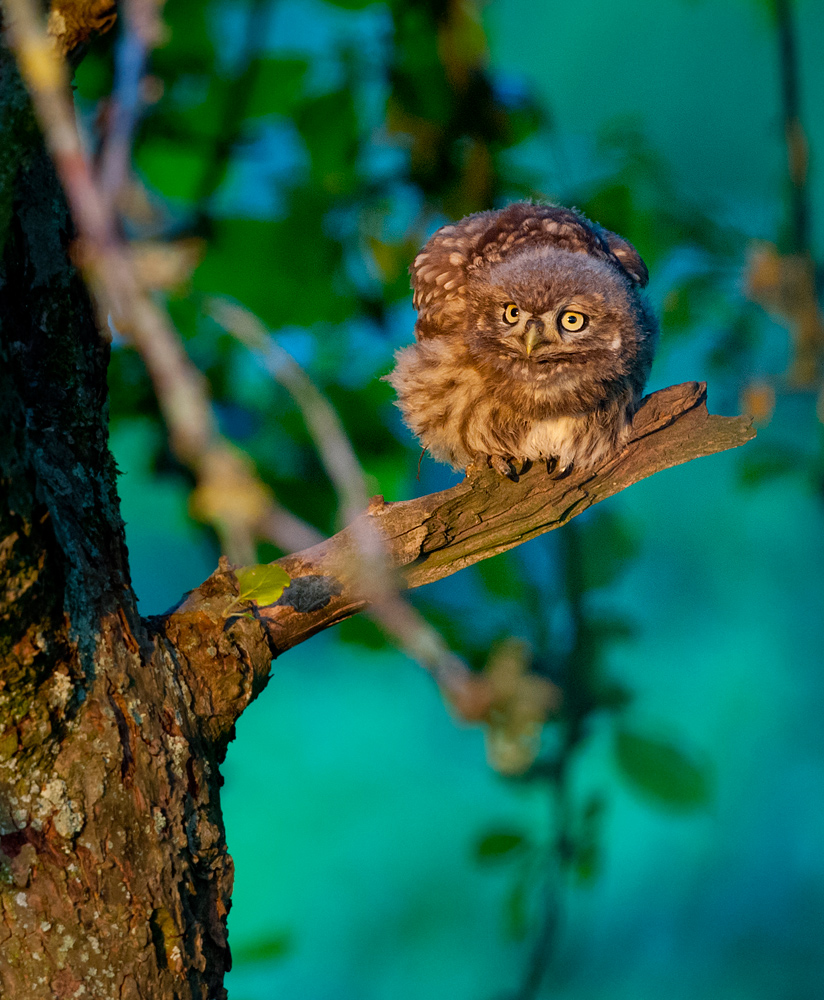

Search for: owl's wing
xmin=410 ymin=210 xmax=499 ymax=340
xmin=410 ymin=204 xmax=648 ymax=340
xmin=594 ymin=227 xmax=649 ymax=287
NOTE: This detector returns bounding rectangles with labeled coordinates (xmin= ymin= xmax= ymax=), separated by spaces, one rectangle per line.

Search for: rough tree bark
xmin=0 ymin=30 xmax=754 ymax=1000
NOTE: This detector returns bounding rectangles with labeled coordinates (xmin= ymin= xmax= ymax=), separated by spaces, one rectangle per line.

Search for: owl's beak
xmin=523 ymin=318 xmax=547 ymax=356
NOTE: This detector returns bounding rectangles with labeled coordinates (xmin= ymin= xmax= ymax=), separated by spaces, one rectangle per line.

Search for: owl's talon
xmin=490 ymin=454 xmax=517 ymax=480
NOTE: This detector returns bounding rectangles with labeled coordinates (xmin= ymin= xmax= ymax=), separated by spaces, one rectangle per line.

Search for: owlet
xmin=387 ymin=203 xmax=658 ymax=478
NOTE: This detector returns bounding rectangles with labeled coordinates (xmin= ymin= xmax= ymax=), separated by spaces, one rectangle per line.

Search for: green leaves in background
xmin=739 ymin=441 xmax=808 ymax=487
xmin=152 ymin=1 xmax=213 ymax=73
xmin=244 ymin=58 xmax=309 ymax=119
xmin=194 ymin=213 xmax=355 ymax=327
xmin=577 ymin=510 xmax=638 ymax=592
xmin=297 ymin=89 xmax=360 ymax=196
xmin=476 ymin=550 xmax=527 ymax=602
xmin=136 ymin=141 xmax=209 ymax=203
xmin=232 ymin=930 xmax=292 ymax=965
xmin=614 ymin=729 xmax=711 ymax=811
xmin=473 ymin=827 xmax=533 ymax=942
xmin=474 ymin=829 xmax=529 ymax=864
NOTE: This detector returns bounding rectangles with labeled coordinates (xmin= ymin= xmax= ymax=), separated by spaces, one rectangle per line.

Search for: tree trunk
xmin=0 ymin=40 xmax=277 ymax=998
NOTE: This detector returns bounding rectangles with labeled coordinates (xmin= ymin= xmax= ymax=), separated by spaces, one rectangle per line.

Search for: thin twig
xmin=512 ymin=523 xmax=590 ymax=1000
xmin=211 ymin=300 xmax=371 ymax=524
xmin=3 ymin=0 xmax=318 ymax=562
xmin=97 ymin=0 xmax=157 ymax=208
xmin=211 ymin=299 xmax=492 ymax=719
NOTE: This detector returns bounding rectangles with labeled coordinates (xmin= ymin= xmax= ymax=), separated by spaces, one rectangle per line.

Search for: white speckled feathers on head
xmin=410 ymin=202 xmax=648 ymax=341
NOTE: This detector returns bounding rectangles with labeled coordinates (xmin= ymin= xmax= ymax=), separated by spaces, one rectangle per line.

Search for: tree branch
xmin=160 ymin=381 xmax=753 ymax=727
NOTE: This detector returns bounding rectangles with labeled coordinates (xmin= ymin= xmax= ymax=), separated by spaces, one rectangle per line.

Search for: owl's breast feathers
xmin=387 ymin=338 xmax=636 ymax=471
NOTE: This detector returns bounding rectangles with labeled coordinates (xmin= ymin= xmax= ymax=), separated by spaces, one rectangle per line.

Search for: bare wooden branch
xmin=163 ymin=382 xmax=754 ymax=710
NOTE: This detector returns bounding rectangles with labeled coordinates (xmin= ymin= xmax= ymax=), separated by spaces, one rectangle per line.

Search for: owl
xmin=387 ymin=203 xmax=658 ymax=478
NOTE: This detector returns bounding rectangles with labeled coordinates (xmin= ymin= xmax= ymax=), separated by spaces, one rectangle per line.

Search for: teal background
xmin=114 ymin=378 xmax=824 ymax=1000
xmin=100 ymin=0 xmax=824 ymax=996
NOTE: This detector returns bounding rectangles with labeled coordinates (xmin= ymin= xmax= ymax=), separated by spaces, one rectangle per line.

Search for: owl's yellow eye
xmin=559 ymin=310 xmax=588 ymax=333
xmin=503 ymin=303 xmax=520 ymax=325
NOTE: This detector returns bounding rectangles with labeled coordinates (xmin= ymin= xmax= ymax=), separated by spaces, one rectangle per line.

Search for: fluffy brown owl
xmin=387 ymin=203 xmax=658 ymax=478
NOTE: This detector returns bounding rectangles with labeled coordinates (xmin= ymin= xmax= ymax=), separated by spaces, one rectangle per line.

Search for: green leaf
xmin=739 ymin=443 xmax=804 ymax=487
xmin=163 ymin=77 xmax=235 ymax=142
xmin=571 ymin=793 xmax=605 ymax=884
xmin=232 ymin=931 xmax=292 ymax=965
xmin=573 ymin=841 xmax=599 ymax=884
xmin=475 ymin=830 xmax=528 ymax=863
xmin=296 ymin=89 xmax=360 ymax=196
xmin=578 ymin=183 xmax=634 ymax=242
xmin=245 ymin=58 xmax=309 ymax=118
xmin=151 ymin=4 xmax=213 ymax=75
xmin=136 ymin=140 xmax=207 ymax=203
xmin=194 ymin=211 xmax=355 ymax=327
xmin=614 ymin=729 xmax=711 ymax=811
xmin=73 ymin=50 xmax=114 ymax=101
xmin=236 ymin=564 xmax=291 ymax=607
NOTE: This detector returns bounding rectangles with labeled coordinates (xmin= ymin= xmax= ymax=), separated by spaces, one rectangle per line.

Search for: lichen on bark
xmin=0 ymin=30 xmax=240 ymax=999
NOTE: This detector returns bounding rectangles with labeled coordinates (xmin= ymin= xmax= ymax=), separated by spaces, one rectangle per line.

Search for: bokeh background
xmin=75 ymin=1 xmax=824 ymax=997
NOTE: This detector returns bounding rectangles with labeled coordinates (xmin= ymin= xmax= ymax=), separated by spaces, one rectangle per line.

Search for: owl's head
xmin=410 ymin=202 xmax=656 ymax=395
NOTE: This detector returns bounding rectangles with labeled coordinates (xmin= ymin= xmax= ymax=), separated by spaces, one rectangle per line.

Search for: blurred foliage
xmin=614 ymin=729 xmax=711 ymax=811
xmin=475 ymin=830 xmax=529 ymax=863
xmin=72 ymin=0 xmax=822 ymax=993
xmin=83 ymin=0 xmax=545 ymax=541
xmin=230 ymin=930 xmax=292 ymax=965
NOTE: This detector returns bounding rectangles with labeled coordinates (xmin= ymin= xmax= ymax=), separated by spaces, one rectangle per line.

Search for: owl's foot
xmin=470 ymin=452 xmax=518 ymax=481
xmin=490 ymin=455 xmax=517 ymax=480
xmin=546 ymin=456 xmax=573 ymax=479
